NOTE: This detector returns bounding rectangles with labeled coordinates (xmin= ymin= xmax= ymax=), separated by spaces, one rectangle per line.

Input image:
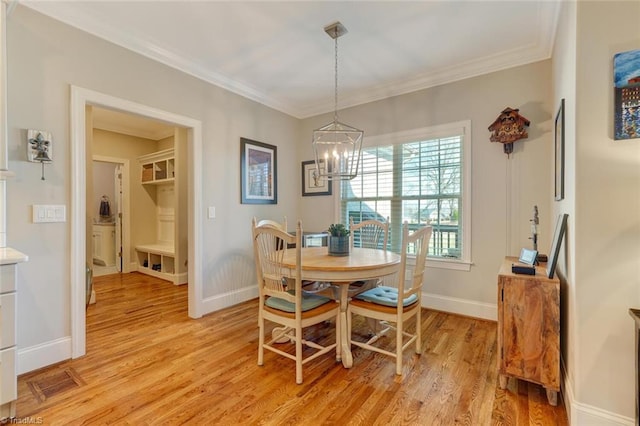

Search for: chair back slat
xmin=350 ymin=218 xmax=389 ymax=250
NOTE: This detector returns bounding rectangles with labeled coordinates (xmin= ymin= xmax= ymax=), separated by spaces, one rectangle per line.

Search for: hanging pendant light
xmin=312 ymin=22 xmax=363 ymax=181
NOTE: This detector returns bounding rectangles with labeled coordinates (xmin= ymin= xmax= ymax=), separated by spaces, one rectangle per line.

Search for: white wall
xmin=569 ymin=1 xmax=640 ymax=423
xmin=300 ymin=60 xmax=553 ymax=316
xmin=6 ymin=6 xmax=299 ymax=366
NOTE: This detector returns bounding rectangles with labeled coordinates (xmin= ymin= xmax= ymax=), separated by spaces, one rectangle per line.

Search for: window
xmin=339 ymin=121 xmax=471 ymax=269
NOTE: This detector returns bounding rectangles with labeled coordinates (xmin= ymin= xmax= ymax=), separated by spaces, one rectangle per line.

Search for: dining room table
xmin=280 ymin=246 xmax=401 ymax=368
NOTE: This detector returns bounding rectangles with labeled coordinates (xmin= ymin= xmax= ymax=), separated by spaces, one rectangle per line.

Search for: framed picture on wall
xmin=554 ymin=99 xmax=565 ymax=201
xmin=613 ymin=49 xmax=640 ymax=140
xmin=302 ymin=160 xmax=331 ymax=196
xmin=240 ymin=137 xmax=277 ymax=204
xmin=546 ymin=213 xmax=568 ymax=279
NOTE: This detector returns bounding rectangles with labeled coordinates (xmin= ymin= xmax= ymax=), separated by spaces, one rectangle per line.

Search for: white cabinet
xmin=92 ymin=223 xmax=115 ymax=266
xmin=0 ymin=248 xmax=28 ymax=419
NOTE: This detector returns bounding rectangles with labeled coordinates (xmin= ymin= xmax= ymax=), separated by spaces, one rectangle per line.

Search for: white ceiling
xmin=91 ymin=107 xmax=175 ymax=141
xmin=18 ymin=1 xmax=560 ymax=119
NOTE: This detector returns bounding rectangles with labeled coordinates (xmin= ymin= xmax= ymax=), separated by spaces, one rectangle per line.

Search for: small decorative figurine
xmin=488 ymin=107 xmax=531 ymax=156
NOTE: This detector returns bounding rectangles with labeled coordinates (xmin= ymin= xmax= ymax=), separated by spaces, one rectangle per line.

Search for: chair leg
xmin=396 ymin=318 xmax=403 ymax=375
xmin=258 ymin=314 xmax=264 ymax=366
xmin=415 ymin=308 xmax=422 ymax=355
xmin=295 ymin=325 xmax=303 ymax=384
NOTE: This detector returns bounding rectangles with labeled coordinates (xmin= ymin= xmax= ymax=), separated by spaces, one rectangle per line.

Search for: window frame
xmin=334 ymin=120 xmax=472 ymax=271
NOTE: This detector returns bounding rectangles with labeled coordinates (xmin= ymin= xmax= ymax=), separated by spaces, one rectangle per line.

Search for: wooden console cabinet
xmin=497 ymin=256 xmax=560 ymax=406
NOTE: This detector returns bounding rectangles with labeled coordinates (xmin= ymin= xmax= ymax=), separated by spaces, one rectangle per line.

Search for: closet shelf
xmin=139 ymin=148 xmax=175 ymax=184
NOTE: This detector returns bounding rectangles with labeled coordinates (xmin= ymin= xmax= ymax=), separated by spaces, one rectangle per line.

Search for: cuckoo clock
xmin=488 ymin=107 xmax=530 ymax=156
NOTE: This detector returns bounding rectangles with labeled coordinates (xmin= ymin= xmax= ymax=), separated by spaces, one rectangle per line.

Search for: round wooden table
xmin=281 ymin=247 xmax=401 ymax=368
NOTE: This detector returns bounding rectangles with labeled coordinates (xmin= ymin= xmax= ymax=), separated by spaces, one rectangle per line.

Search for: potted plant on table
xmin=327 ymin=223 xmax=350 ymax=256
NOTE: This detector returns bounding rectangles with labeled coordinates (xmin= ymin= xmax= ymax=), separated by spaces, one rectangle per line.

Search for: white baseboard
xmin=201 ymin=286 xmax=258 ymax=313
xmin=422 ymin=292 xmax=496 ymax=321
xmin=561 ymin=358 xmax=634 ymax=426
xmin=127 ymin=262 xmax=137 ymax=273
xmin=17 ymin=337 xmax=72 ymax=375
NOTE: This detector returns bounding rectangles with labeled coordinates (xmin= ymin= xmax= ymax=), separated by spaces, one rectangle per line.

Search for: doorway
xmin=70 ymin=86 xmax=204 ymax=359
xmin=91 ymin=157 xmax=129 ymax=277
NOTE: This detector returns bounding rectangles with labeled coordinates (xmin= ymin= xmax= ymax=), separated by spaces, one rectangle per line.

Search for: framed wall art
xmin=546 ymin=213 xmax=568 ymax=279
xmin=302 ymin=159 xmax=331 ymax=196
xmin=240 ymin=137 xmax=277 ymax=204
xmin=554 ymin=98 xmax=565 ymax=201
xmin=613 ymin=49 xmax=640 ymax=140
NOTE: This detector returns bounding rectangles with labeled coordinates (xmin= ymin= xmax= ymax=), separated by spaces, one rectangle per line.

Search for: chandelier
xmin=312 ymin=22 xmax=363 ymax=181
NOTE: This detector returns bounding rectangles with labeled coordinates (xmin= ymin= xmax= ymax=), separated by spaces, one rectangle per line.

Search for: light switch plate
xmin=33 ymin=205 xmax=66 ymax=223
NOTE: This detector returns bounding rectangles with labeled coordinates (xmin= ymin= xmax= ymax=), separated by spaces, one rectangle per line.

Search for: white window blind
xmin=340 ymin=121 xmax=471 ymax=263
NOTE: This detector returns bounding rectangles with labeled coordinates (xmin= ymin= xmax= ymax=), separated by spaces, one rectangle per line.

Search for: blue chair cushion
xmin=354 ymin=286 xmax=418 ymax=307
xmin=265 ymin=290 xmax=332 ymax=313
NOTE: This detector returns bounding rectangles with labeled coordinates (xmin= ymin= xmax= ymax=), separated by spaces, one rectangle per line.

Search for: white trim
xmin=422 ymin=292 xmax=496 ymax=321
xmin=425 ymin=258 xmax=471 ymax=272
xmin=92 ymin=155 xmax=131 ymax=273
xmin=70 ymin=86 xmax=203 ymax=359
xmin=17 ymin=337 xmax=71 ymax=375
xmin=201 ymin=286 xmax=259 ymax=313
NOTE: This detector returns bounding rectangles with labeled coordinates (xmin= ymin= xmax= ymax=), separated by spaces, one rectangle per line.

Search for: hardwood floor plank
xmin=16 ymin=272 xmax=568 ymax=425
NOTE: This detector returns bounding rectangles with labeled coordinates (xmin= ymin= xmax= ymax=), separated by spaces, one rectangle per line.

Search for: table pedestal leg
xmin=339 ymin=284 xmax=353 ymax=368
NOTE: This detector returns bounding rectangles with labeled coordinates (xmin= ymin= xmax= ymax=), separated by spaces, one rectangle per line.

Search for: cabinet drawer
xmin=0 ymin=265 xmax=16 ymax=294
xmin=0 ymin=293 xmax=16 ymax=350
xmin=0 ymin=347 xmax=16 ymax=404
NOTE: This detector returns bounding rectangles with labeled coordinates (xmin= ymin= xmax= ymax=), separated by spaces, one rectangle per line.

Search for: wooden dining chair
xmin=252 ymin=218 xmax=340 ymax=384
xmin=347 ymin=222 xmax=432 ymax=375
xmin=347 ymin=217 xmax=389 ymax=296
xmin=349 ymin=217 xmax=389 ymax=250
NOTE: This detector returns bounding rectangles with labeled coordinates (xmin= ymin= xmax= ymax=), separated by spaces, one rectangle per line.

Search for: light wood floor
xmin=16 ymin=272 xmax=568 ymax=425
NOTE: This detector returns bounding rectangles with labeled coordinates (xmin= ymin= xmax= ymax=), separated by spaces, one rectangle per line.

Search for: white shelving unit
xmin=136 ymin=147 xmax=187 ymax=285
xmin=135 ymin=243 xmax=185 ymax=285
xmin=140 ymin=148 xmax=175 ymax=185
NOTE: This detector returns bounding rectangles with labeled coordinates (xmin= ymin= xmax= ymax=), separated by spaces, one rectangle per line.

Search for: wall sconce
xmin=27 ymin=129 xmax=52 ymax=180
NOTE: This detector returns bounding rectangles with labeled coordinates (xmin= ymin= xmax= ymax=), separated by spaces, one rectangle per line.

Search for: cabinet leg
xmin=545 ymin=388 xmax=558 ymax=406
xmin=498 ymin=374 xmax=508 ymax=389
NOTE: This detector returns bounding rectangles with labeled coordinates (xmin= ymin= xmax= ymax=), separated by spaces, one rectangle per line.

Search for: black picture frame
xmin=546 ymin=213 xmax=568 ymax=278
xmin=554 ymin=99 xmax=565 ymax=201
xmin=240 ymin=137 xmax=277 ymax=204
xmin=302 ymin=160 xmax=332 ymax=196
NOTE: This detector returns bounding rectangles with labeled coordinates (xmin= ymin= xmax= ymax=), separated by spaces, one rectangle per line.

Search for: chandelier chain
xmin=334 ymin=30 xmax=338 ymax=123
